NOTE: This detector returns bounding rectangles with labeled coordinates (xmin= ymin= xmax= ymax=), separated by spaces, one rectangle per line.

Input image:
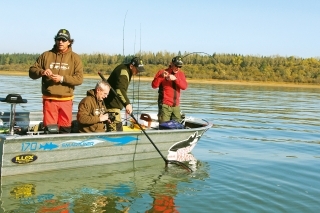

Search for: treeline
xmin=1 ymin=52 xmax=320 ymax=84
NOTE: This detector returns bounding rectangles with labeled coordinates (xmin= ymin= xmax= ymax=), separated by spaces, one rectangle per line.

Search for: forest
xmin=0 ymin=51 xmax=320 ymax=84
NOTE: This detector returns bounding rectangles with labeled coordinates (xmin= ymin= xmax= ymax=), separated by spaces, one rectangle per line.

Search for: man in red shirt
xmin=151 ymin=56 xmax=188 ymax=124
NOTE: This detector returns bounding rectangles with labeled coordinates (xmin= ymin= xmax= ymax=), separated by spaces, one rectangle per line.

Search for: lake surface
xmin=1 ymin=75 xmax=320 ymax=212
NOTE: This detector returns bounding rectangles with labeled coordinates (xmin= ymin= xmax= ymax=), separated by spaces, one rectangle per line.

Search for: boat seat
xmin=0 ymin=94 xmax=27 ymax=104
xmin=0 ymin=94 xmax=28 ymax=135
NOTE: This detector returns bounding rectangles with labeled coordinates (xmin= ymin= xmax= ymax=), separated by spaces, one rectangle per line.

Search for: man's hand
xmin=166 ymin=74 xmax=177 ymax=81
xmin=126 ymin=104 xmax=133 ymax=115
xmin=50 ymin=74 xmax=63 ymax=83
xmin=162 ymin=71 xmax=169 ymax=78
xmin=41 ymin=69 xmax=53 ymax=76
xmin=99 ymin=113 xmax=109 ymax=122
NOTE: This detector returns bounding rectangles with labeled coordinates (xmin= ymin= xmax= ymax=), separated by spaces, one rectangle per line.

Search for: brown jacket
xmin=77 ymin=89 xmax=107 ymax=133
xmin=29 ymin=46 xmax=83 ymax=98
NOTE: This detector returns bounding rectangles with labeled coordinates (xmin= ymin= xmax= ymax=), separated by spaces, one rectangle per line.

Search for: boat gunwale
xmin=1 ymin=116 xmax=212 ymax=141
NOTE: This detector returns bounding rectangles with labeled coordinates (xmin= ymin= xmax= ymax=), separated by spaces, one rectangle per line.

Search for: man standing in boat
xmin=77 ymin=81 xmax=112 ymax=133
xmin=103 ymin=57 xmax=145 ymax=132
xmin=29 ymin=29 xmax=83 ymax=133
xmin=151 ymin=56 xmax=188 ymax=124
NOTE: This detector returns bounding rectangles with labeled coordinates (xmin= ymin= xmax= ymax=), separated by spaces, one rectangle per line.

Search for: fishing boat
xmin=0 ymin=93 xmax=212 ymax=177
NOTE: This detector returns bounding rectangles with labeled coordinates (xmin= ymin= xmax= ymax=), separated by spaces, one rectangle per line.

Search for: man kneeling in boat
xmin=77 ymin=81 xmax=113 ymax=133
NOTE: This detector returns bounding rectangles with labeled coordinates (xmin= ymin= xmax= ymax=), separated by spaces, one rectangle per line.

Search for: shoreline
xmin=1 ymin=71 xmax=319 ymax=88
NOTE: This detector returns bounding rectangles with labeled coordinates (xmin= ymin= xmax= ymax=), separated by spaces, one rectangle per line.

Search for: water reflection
xmin=1 ymin=156 xmax=209 ymax=213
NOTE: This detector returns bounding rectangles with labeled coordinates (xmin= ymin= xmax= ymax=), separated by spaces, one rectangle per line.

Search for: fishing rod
xmin=182 ymin=52 xmax=212 ymax=58
xmin=123 ymin=10 xmax=129 ymax=126
xmin=122 ymin=10 xmax=128 ymax=56
xmin=98 ymin=72 xmax=192 ymax=172
xmin=178 ymin=52 xmax=214 ymax=67
xmin=156 ymin=52 xmax=213 ymax=66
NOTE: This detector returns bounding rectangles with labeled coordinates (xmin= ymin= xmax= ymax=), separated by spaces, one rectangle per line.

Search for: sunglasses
xmin=55 ymin=38 xmax=68 ymax=42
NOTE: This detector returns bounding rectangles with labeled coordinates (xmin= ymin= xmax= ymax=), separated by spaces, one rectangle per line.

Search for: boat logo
xmin=11 ymin=154 xmax=38 ymax=164
xmin=39 ymin=142 xmax=59 ymax=150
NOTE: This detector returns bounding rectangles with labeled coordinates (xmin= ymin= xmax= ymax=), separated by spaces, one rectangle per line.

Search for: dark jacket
xmin=104 ymin=64 xmax=132 ymax=109
xmin=77 ymin=89 xmax=107 ymax=133
xmin=29 ymin=46 xmax=83 ymax=98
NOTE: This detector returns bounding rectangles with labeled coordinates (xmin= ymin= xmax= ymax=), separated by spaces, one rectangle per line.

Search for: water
xmin=1 ymin=75 xmax=320 ymax=212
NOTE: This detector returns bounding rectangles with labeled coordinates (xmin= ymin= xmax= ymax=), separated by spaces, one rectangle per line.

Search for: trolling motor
xmin=0 ymin=94 xmax=27 ymax=135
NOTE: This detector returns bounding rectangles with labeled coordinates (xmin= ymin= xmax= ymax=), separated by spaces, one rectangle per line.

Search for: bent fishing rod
xmin=182 ymin=52 xmax=212 ymax=58
xmin=98 ymin=71 xmax=192 ymax=172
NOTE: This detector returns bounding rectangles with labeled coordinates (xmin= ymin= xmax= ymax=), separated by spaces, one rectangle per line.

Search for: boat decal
xmin=21 ymin=142 xmax=59 ymax=152
xmin=61 ymin=139 xmax=103 ymax=148
xmin=11 ymin=154 xmax=38 ymax=164
xmin=60 ymin=136 xmax=138 ymax=148
xmin=169 ymin=131 xmax=200 ymax=151
xmin=39 ymin=142 xmax=59 ymax=150
xmin=167 ymin=131 xmax=201 ymax=160
xmin=97 ymin=136 xmax=138 ymax=145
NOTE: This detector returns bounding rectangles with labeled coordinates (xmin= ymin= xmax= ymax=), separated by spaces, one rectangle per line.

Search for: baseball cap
xmin=130 ymin=57 xmax=145 ymax=72
xmin=55 ymin=29 xmax=71 ymax=41
xmin=172 ymin=56 xmax=183 ymax=67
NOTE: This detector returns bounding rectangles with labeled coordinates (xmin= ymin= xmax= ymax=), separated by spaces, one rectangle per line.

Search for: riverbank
xmin=1 ymin=71 xmax=319 ymax=88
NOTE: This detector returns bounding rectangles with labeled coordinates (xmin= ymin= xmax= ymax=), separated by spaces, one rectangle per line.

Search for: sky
xmin=1 ymin=0 xmax=320 ymax=58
